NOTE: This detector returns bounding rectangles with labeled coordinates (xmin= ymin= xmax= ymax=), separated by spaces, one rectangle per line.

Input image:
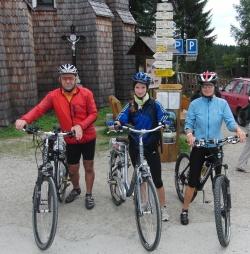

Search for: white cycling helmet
xmin=197 ymin=71 xmax=218 ymax=85
xmin=58 ymin=64 xmax=78 ymax=75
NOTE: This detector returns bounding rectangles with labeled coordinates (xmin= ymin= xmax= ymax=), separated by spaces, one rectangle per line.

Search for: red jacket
xmin=21 ymin=86 xmax=97 ymax=144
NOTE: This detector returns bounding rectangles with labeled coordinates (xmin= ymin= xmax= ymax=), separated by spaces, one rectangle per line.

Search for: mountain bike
xmin=175 ymin=136 xmax=240 ymax=247
xmin=107 ymin=124 xmax=163 ymax=251
xmin=24 ymin=126 xmax=74 ymax=250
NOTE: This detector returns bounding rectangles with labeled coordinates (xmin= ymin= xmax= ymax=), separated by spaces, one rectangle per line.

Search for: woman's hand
xmin=186 ymin=132 xmax=195 ymax=146
xmin=236 ymin=127 xmax=246 ymax=142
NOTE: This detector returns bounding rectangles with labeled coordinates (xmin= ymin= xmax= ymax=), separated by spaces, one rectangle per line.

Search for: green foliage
xmin=95 ymin=107 xmax=112 ymax=126
xmin=130 ymin=0 xmax=158 ymax=36
xmin=179 ymin=135 xmax=190 ymax=153
xmin=174 ymin=0 xmax=216 ymax=72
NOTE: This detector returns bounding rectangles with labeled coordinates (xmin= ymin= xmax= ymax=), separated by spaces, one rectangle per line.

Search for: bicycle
xmin=107 ymin=124 xmax=163 ymax=251
xmin=175 ymin=136 xmax=240 ymax=247
xmin=24 ymin=126 xmax=74 ymax=250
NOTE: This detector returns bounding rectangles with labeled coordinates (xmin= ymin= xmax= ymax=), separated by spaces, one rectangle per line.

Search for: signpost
xmin=154 ymin=0 xmax=174 ymax=78
xmin=186 ymin=39 xmax=198 ymax=55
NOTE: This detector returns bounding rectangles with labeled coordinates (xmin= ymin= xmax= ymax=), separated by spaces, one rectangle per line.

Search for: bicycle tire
xmin=32 ymin=176 xmax=58 ymax=250
xmin=175 ymin=153 xmax=197 ymax=203
xmin=108 ymin=151 xmax=125 ymax=206
xmin=55 ymin=160 xmax=68 ymax=202
xmin=213 ymin=175 xmax=231 ymax=247
xmin=134 ymin=177 xmax=161 ymax=251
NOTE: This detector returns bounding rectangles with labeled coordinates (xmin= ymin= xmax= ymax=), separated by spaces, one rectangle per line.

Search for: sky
xmin=204 ymin=0 xmax=240 ymax=45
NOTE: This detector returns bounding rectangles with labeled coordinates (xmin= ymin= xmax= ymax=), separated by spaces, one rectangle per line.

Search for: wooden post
xmin=154 ymin=84 xmax=182 ymax=162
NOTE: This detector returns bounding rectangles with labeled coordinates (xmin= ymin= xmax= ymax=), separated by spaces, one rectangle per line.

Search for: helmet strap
xmin=134 ymin=93 xmax=149 ymax=107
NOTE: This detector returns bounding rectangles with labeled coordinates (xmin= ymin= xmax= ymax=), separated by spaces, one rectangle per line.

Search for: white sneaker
xmin=161 ymin=205 xmax=170 ymax=222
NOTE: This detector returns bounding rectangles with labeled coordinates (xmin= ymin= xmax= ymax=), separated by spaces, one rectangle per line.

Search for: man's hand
xmin=71 ymin=125 xmax=83 ymax=141
xmin=15 ymin=119 xmax=27 ymax=130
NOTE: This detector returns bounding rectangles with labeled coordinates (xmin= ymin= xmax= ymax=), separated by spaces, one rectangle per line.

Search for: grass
xmin=0 ymin=107 xmax=189 ymax=154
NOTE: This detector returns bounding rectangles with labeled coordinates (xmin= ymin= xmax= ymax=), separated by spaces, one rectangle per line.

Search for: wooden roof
xmin=127 ymin=36 xmax=155 ymax=56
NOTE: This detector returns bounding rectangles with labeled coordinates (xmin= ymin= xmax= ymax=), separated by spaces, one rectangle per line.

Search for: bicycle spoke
xmin=33 ymin=178 xmax=58 ymax=250
xmin=135 ymin=178 xmax=161 ymax=251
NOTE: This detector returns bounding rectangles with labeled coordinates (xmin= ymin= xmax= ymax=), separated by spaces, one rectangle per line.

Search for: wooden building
xmin=0 ymin=0 xmax=136 ymax=126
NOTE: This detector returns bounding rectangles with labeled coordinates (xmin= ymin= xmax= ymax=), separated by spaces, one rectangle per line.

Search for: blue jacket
xmin=185 ymin=96 xmax=237 ymax=141
xmin=117 ymin=98 xmax=170 ymax=147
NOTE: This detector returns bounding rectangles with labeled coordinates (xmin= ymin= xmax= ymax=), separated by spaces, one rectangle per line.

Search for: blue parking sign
xmin=175 ymin=39 xmax=184 ymax=55
xmin=186 ymin=39 xmax=198 ymax=55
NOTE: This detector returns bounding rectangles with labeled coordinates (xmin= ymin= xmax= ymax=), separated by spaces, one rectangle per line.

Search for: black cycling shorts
xmin=188 ymin=146 xmax=222 ymax=188
xmin=129 ymin=144 xmax=163 ymax=189
xmin=66 ymin=139 xmax=96 ymax=164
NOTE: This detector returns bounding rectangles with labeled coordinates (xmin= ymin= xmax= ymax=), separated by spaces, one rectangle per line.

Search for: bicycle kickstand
xmin=202 ymin=190 xmax=211 ymax=204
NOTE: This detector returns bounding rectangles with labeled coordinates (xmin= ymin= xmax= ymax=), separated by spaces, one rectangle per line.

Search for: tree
xmin=129 ymin=0 xmax=158 ymax=36
xmin=174 ymin=0 xmax=216 ymax=73
xmin=231 ymin=0 xmax=250 ymax=76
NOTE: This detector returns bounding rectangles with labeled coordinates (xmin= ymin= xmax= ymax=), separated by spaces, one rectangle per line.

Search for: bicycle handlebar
xmin=194 ymin=135 xmax=241 ymax=147
xmin=107 ymin=123 xmax=166 ymax=135
xmin=23 ymin=125 xmax=75 ymax=137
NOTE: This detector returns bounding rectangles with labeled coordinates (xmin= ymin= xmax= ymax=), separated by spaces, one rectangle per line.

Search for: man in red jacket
xmin=15 ymin=64 xmax=98 ymax=209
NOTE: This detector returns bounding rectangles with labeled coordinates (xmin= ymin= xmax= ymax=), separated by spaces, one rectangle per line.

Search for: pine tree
xmin=174 ymin=0 xmax=216 ymax=73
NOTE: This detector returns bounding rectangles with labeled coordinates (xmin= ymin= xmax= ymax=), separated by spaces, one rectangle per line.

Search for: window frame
xmin=32 ymin=0 xmax=56 ymax=8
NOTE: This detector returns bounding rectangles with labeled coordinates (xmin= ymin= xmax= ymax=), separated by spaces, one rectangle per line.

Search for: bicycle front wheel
xmin=32 ymin=176 xmax=58 ymax=250
xmin=213 ymin=175 xmax=231 ymax=247
xmin=175 ymin=153 xmax=197 ymax=203
xmin=55 ymin=160 xmax=68 ymax=202
xmin=134 ymin=177 xmax=161 ymax=251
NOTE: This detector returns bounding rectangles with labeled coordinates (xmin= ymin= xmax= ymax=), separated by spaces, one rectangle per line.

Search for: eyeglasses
xmin=201 ymin=84 xmax=214 ymax=89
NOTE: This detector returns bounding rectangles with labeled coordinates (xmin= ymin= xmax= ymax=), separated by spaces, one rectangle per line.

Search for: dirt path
xmin=0 ymin=126 xmax=250 ymax=254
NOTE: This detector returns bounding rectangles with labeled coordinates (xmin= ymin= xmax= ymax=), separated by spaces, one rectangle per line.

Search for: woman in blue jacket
xmin=181 ymin=71 xmax=246 ymax=225
xmin=115 ymin=72 xmax=173 ymax=222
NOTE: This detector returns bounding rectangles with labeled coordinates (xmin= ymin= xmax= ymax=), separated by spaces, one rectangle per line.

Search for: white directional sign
xmin=153 ymin=60 xmax=173 ymax=69
xmin=153 ymin=52 xmax=173 ymax=61
xmin=156 ymin=21 xmax=174 ymax=29
xmin=157 ymin=3 xmax=173 ymax=11
xmin=156 ymin=28 xmax=174 ymax=37
xmin=156 ymin=37 xmax=175 ymax=46
xmin=155 ymin=11 xmax=173 ymax=20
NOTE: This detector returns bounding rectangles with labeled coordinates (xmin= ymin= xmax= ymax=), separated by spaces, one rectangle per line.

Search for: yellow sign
xmin=154 ymin=68 xmax=175 ymax=77
xmin=156 ymin=44 xmax=167 ymax=53
xmin=159 ymin=83 xmax=182 ymax=90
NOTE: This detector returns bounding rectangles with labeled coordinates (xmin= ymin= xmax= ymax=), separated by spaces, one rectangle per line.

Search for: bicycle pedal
xmin=108 ymin=179 xmax=117 ymax=184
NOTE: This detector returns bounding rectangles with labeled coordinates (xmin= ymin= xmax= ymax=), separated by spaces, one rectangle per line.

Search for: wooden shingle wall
xmin=32 ymin=0 xmax=115 ymax=106
xmin=106 ymin=0 xmax=136 ymax=101
xmin=0 ymin=0 xmax=37 ymax=126
xmin=0 ymin=0 xmax=136 ymax=126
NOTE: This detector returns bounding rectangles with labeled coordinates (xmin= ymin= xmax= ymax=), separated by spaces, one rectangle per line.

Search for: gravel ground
xmin=0 ymin=125 xmax=250 ymax=254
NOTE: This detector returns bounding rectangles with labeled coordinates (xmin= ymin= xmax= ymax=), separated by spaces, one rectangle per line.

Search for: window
xmin=232 ymin=81 xmax=244 ymax=94
xmin=37 ymin=0 xmax=53 ymax=6
xmin=246 ymin=82 xmax=250 ymax=95
xmin=224 ymin=81 xmax=235 ymax=92
xmin=32 ymin=0 xmax=56 ymax=8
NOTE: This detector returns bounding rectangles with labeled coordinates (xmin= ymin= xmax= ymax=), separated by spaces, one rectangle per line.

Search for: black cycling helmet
xmin=132 ymin=72 xmax=151 ymax=87
xmin=58 ymin=63 xmax=78 ymax=76
xmin=197 ymin=71 xmax=218 ymax=85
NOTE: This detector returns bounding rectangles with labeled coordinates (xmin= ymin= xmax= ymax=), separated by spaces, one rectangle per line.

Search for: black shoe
xmin=180 ymin=210 xmax=189 ymax=225
xmin=65 ymin=188 xmax=81 ymax=203
xmin=85 ymin=193 xmax=95 ymax=209
xmin=236 ymin=167 xmax=248 ymax=173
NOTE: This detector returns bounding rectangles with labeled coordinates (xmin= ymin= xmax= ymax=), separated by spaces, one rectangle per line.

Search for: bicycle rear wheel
xmin=213 ymin=175 xmax=231 ymax=247
xmin=32 ymin=176 xmax=58 ymax=250
xmin=134 ymin=177 xmax=161 ymax=251
xmin=108 ymin=151 xmax=125 ymax=206
xmin=175 ymin=153 xmax=197 ymax=203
